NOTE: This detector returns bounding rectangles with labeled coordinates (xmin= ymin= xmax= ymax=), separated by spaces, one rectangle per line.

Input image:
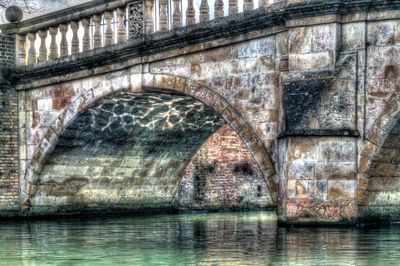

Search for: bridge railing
xmin=0 ymin=0 xmax=281 ymax=67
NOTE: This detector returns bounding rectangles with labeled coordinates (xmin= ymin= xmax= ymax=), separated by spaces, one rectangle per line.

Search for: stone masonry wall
xmin=0 ymin=33 xmax=18 ymax=211
xmin=176 ymin=125 xmax=273 ymax=210
xmin=0 ymin=34 xmax=15 ymax=66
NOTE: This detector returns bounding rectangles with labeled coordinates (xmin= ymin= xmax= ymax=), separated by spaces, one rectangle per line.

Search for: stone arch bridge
xmin=1 ymin=0 xmax=400 ymax=225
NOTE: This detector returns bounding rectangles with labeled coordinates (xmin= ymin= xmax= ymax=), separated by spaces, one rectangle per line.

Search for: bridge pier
xmin=277 ymin=136 xmax=358 ymax=225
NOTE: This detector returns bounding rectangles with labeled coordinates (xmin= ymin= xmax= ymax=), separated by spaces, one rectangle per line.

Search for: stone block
xmin=288 ymin=161 xmax=315 ymax=180
xmin=295 ymin=180 xmax=309 ymax=199
xmin=368 ymin=21 xmax=395 ymax=46
xmin=318 ymin=141 xmax=342 ymax=162
xmin=327 ymin=180 xmax=355 ymax=199
xmin=288 ymin=138 xmax=317 ymax=161
xmin=369 ymin=161 xmax=397 ymax=177
xmin=367 ymin=177 xmax=400 ymax=192
xmin=288 ymin=26 xmax=312 ymax=54
xmin=312 ymin=24 xmax=339 ymax=53
xmin=342 ymin=22 xmax=365 ymax=51
xmin=314 ymin=162 xmax=356 ymax=180
xmin=289 ymin=52 xmax=333 ymax=71
xmin=308 ymin=180 xmax=328 ymax=201
xmin=37 ymin=98 xmax=53 ymax=110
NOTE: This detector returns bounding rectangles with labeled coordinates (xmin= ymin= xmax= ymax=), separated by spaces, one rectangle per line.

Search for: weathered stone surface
xmin=32 ymin=91 xmax=224 ymax=213
xmin=177 ymin=125 xmax=273 ymax=210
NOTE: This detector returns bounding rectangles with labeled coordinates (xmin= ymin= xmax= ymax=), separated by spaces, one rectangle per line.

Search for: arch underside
xmin=362 ymin=117 xmax=400 ymax=219
xmin=31 ymin=90 xmax=272 ymax=214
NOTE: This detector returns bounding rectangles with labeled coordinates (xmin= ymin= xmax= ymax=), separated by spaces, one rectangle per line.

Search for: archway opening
xmin=31 ymin=89 xmax=273 ymax=215
xmin=361 ymin=117 xmax=400 ymax=220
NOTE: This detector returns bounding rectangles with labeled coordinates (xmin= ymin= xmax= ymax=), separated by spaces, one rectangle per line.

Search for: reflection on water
xmin=1 ymin=212 xmax=400 ymax=265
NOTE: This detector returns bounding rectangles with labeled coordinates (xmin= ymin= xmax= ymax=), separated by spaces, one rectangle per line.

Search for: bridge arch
xmin=358 ymin=94 xmax=400 ymax=218
xmin=23 ymin=74 xmax=277 ymax=212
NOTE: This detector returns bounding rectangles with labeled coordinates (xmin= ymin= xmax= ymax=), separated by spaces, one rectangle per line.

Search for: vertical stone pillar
xmin=243 ymin=0 xmax=253 ymax=11
xmin=38 ymin=30 xmax=47 ymax=63
xmin=145 ymin=0 xmax=154 ymax=33
xmin=59 ymin=24 xmax=69 ymax=57
xmin=173 ymin=0 xmax=182 ymax=29
xmin=104 ymin=11 xmax=114 ymax=46
xmin=186 ymin=0 xmax=195 ymax=25
xmin=82 ymin=18 xmax=91 ymax=51
xmin=49 ymin=27 xmax=58 ymax=60
xmin=70 ymin=21 xmax=80 ymax=54
xmin=159 ymin=0 xmax=169 ymax=30
xmin=228 ymin=0 xmax=238 ymax=15
xmin=27 ymin=32 xmax=36 ymax=66
xmin=16 ymin=34 xmax=26 ymax=65
xmin=214 ymin=0 xmax=224 ymax=18
xmin=259 ymin=0 xmax=268 ymax=7
xmin=117 ymin=7 xmax=127 ymax=43
xmin=279 ymin=20 xmax=357 ymax=225
xmin=199 ymin=0 xmax=209 ymax=22
xmin=93 ymin=14 xmax=103 ymax=49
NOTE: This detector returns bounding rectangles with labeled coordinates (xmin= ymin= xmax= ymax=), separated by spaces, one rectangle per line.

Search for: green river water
xmin=1 ymin=211 xmax=400 ymax=265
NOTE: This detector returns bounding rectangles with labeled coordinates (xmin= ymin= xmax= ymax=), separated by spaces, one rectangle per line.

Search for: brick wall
xmin=0 ymin=33 xmax=19 ymax=210
xmin=0 ymin=34 xmax=15 ymax=66
xmin=176 ymin=125 xmax=273 ymax=210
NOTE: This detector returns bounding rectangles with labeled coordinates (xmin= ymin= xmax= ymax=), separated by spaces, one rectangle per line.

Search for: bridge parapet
xmin=0 ymin=0 xmax=283 ymax=67
xmin=0 ymin=0 xmax=137 ymax=66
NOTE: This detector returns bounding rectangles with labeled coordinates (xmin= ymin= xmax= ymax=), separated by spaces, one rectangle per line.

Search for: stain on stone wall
xmin=176 ymin=125 xmax=272 ymax=211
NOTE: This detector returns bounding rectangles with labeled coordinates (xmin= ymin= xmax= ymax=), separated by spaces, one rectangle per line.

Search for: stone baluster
xmin=159 ymin=0 xmax=169 ymax=31
xmin=70 ymin=21 xmax=80 ymax=54
xmin=214 ymin=0 xmax=224 ymax=18
xmin=49 ymin=27 xmax=58 ymax=60
xmin=173 ymin=0 xmax=182 ymax=28
xmin=59 ymin=24 xmax=69 ymax=57
xmin=229 ymin=0 xmax=238 ymax=15
xmin=82 ymin=18 xmax=91 ymax=51
xmin=117 ymin=7 xmax=127 ymax=43
xmin=27 ymin=32 xmax=36 ymax=66
xmin=38 ymin=30 xmax=47 ymax=63
xmin=200 ymin=0 xmax=209 ymax=22
xmin=17 ymin=34 xmax=26 ymax=65
xmin=186 ymin=0 xmax=195 ymax=25
xmin=145 ymin=0 xmax=154 ymax=34
xmin=93 ymin=14 xmax=102 ymax=49
xmin=104 ymin=11 xmax=114 ymax=46
xmin=243 ymin=0 xmax=253 ymax=11
xmin=259 ymin=0 xmax=268 ymax=7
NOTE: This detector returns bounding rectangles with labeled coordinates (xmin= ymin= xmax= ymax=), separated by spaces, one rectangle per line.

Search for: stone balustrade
xmin=0 ymin=0 xmax=281 ymax=67
xmin=1 ymin=0 xmax=136 ymax=66
xmin=144 ymin=0 xmax=278 ymax=34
